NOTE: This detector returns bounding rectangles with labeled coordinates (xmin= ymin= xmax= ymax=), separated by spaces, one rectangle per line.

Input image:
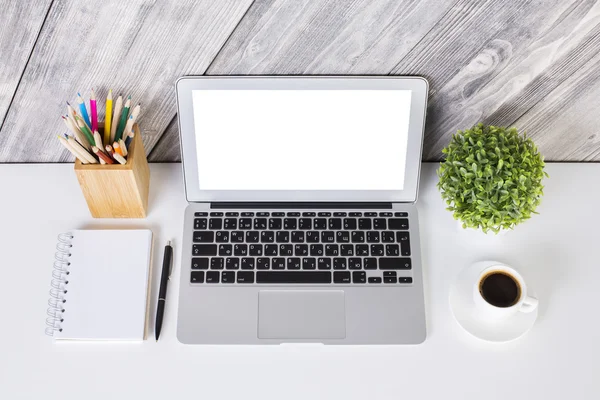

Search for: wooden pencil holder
xmin=74 ymin=124 xmax=150 ymax=218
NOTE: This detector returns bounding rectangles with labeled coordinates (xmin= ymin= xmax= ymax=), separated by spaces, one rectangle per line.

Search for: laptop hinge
xmin=211 ymin=202 xmax=393 ymax=209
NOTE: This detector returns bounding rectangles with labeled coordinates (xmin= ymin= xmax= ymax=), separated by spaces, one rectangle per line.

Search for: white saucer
xmin=449 ymin=261 xmax=538 ymax=342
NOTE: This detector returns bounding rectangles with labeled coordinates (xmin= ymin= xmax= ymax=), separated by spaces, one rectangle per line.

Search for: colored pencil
xmin=66 ymin=102 xmax=78 ymax=122
xmin=115 ymin=95 xmax=131 ymax=142
xmin=119 ymin=139 xmax=128 ymax=157
xmin=57 ymin=135 xmax=88 ymax=164
xmin=104 ymin=89 xmax=113 ymax=146
xmin=90 ymin=89 xmax=98 ymax=132
xmin=76 ymin=116 xmax=95 ymax=145
xmin=122 ymin=103 xmax=140 ymax=138
xmin=66 ymin=135 xmax=98 ymax=164
xmin=93 ymin=146 xmax=114 ymax=164
xmin=113 ymin=141 xmax=124 ymax=157
xmin=125 ymin=131 xmax=133 ymax=148
xmin=105 ymin=145 xmax=115 ymax=159
xmin=110 ymin=95 xmax=123 ymax=143
xmin=112 ymin=152 xmax=127 ymax=165
xmin=62 ymin=116 xmax=91 ymax=151
xmin=76 ymin=92 xmax=92 ymax=128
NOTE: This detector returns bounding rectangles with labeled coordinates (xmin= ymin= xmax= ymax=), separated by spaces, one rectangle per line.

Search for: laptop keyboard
xmin=189 ymin=211 xmax=413 ymax=285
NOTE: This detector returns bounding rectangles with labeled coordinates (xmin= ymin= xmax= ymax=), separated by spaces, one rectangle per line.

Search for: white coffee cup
xmin=473 ymin=264 xmax=538 ymax=320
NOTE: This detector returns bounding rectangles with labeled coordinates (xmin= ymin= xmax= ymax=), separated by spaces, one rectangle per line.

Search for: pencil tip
xmin=77 ymin=92 xmax=81 ymax=97
xmin=66 ymin=101 xmax=70 ymax=105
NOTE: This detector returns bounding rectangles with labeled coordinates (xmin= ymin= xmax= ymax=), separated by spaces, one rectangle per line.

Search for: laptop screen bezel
xmin=176 ymin=76 xmax=428 ymax=203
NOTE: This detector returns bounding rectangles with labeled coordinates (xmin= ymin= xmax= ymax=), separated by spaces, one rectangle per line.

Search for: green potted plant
xmin=437 ymin=124 xmax=548 ymax=234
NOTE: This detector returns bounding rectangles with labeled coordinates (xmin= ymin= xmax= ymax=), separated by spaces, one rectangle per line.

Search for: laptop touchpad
xmin=258 ymin=290 xmax=346 ymax=339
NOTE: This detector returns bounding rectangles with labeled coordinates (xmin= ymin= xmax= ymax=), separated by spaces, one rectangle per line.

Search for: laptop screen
xmin=192 ymin=90 xmax=412 ymax=191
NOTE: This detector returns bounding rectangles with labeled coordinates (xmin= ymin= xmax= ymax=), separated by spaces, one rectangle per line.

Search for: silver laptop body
xmin=176 ymin=76 xmax=428 ymax=344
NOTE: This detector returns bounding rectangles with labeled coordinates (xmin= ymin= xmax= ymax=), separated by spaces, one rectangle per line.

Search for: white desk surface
xmin=1 ymin=163 xmax=598 ymax=399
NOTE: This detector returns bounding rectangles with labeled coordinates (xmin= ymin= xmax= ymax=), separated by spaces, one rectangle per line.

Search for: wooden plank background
xmin=1 ymin=0 xmax=600 ymax=163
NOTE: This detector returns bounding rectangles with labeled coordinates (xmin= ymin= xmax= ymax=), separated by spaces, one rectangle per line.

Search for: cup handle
xmin=520 ymin=295 xmax=538 ymax=313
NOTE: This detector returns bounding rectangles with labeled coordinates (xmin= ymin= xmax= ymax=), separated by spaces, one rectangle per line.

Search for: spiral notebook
xmin=47 ymin=229 xmax=153 ymax=340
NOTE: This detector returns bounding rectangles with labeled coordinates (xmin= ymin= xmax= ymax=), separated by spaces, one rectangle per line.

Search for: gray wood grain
xmin=0 ymin=0 xmax=53 ymax=128
xmin=0 ymin=0 xmax=254 ymax=162
xmin=147 ymin=115 xmax=180 ymax=162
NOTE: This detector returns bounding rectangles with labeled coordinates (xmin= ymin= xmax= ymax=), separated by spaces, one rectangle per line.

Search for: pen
xmin=155 ymin=240 xmax=173 ymax=341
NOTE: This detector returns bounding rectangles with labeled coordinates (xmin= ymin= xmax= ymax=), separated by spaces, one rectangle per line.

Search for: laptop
xmin=176 ymin=76 xmax=428 ymax=344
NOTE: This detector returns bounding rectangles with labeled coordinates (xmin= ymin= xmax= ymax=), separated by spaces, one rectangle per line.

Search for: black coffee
xmin=479 ymin=271 xmax=521 ymax=308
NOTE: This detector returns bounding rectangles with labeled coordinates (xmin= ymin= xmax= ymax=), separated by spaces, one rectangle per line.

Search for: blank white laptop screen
xmin=192 ymin=90 xmax=412 ymax=191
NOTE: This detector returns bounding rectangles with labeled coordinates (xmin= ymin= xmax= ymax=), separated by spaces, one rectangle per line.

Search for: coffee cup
xmin=473 ymin=264 xmax=538 ymax=320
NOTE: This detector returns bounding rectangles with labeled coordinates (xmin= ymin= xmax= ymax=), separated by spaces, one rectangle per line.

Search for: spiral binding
xmin=45 ymin=232 xmax=73 ymax=336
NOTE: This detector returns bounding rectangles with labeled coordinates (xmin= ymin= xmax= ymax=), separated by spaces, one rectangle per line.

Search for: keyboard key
xmin=215 ymin=231 xmax=229 ymax=243
xmin=329 ymin=218 xmax=342 ymax=229
xmin=222 ymin=271 xmax=235 ymax=283
xmin=193 ymin=231 xmax=214 ymax=243
xmin=210 ymin=212 xmax=224 ymax=217
xmin=399 ymin=277 xmax=413 ymax=284
xmin=257 ymin=271 xmax=331 ymax=284
xmin=194 ymin=218 xmax=207 ymax=230
xmin=379 ymin=258 xmax=412 ymax=270
xmin=191 ymin=271 xmax=204 ymax=283
xmin=397 ymin=232 xmax=411 ymax=256
xmin=294 ymin=244 xmax=308 ymax=256
xmin=206 ymin=271 xmax=220 ymax=283
xmin=280 ymin=244 xmax=293 ymax=256
xmin=231 ymin=231 xmax=244 ymax=242
xmin=239 ymin=218 xmax=252 ymax=229
xmin=364 ymin=258 xmax=377 ymax=270
xmin=269 ymin=218 xmax=282 ymax=230
xmin=358 ymin=218 xmax=372 ymax=230
xmin=276 ymin=231 xmax=290 ymax=243
xmin=310 ymin=244 xmax=324 ymax=256
xmin=379 ymin=212 xmax=393 ymax=217
xmin=325 ymin=244 xmax=339 ymax=256
xmin=291 ymin=231 xmax=305 ymax=243
xmin=373 ymin=218 xmax=387 ymax=230
xmin=384 ymin=271 xmax=397 ymax=278
xmin=395 ymin=212 xmax=408 ymax=217
xmin=284 ymin=218 xmax=297 ymax=229
xmin=246 ymin=231 xmax=259 ymax=243
xmin=265 ymin=244 xmax=278 ymax=256
xmin=195 ymin=212 xmax=208 ymax=217
xmin=234 ymin=244 xmax=248 ymax=256
xmin=302 ymin=212 xmax=316 ymax=217
xmin=368 ymin=277 xmax=382 ymax=283
xmin=343 ymin=218 xmax=357 ymax=229
xmin=287 ymin=212 xmax=301 ymax=217
xmin=386 ymin=244 xmax=400 ymax=256
xmin=261 ymin=231 xmax=275 ymax=243
xmin=367 ymin=231 xmax=380 ymax=243
xmin=349 ymin=258 xmax=362 ymax=270
xmin=299 ymin=218 xmax=312 ymax=230
xmin=223 ymin=218 xmax=237 ymax=230
xmin=389 ymin=218 xmax=409 ymax=230
xmin=333 ymin=212 xmax=347 ymax=217
xmin=356 ymin=245 xmax=368 ymax=256
xmin=249 ymin=244 xmax=263 ymax=256
xmin=384 ymin=277 xmax=396 ymax=283
xmin=225 ymin=212 xmax=239 ymax=217
xmin=211 ymin=258 xmax=224 ymax=269
xmin=241 ymin=257 xmax=254 ymax=270
xmin=257 ymin=258 xmax=270 ymax=270
xmin=306 ymin=231 xmax=320 ymax=243
xmin=218 ymin=244 xmax=232 ymax=256
xmin=254 ymin=218 xmax=267 ymax=230
xmin=353 ymin=271 xmax=366 ymax=283
xmin=237 ymin=271 xmax=254 ymax=283
xmin=364 ymin=212 xmax=377 ymax=217
xmin=318 ymin=212 xmax=331 ymax=217
xmin=334 ymin=258 xmax=347 ymax=270
xmin=314 ymin=218 xmax=327 ymax=229
xmin=349 ymin=212 xmax=362 ymax=217
xmin=209 ymin=218 xmax=222 ymax=230
xmin=382 ymin=231 xmax=395 ymax=243
xmin=334 ymin=271 xmax=351 ymax=283
xmin=272 ymin=258 xmax=286 ymax=269
xmin=193 ymin=244 xmax=217 ymax=256
xmin=241 ymin=212 xmax=254 ymax=217
xmin=318 ymin=258 xmax=332 ymax=270
xmin=351 ymin=231 xmax=365 ymax=243
xmin=191 ymin=258 xmax=209 ymax=270
xmin=226 ymin=258 xmax=240 ymax=270
xmin=287 ymin=257 xmax=301 ymax=270
xmin=370 ymin=244 xmax=384 ymax=256
xmin=302 ymin=258 xmax=316 ymax=270
xmin=321 ymin=231 xmax=335 ymax=243
xmin=341 ymin=244 xmax=354 ymax=256
xmin=272 ymin=212 xmax=285 ymax=217
xmin=336 ymin=231 xmax=350 ymax=243
xmin=257 ymin=212 xmax=270 ymax=217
